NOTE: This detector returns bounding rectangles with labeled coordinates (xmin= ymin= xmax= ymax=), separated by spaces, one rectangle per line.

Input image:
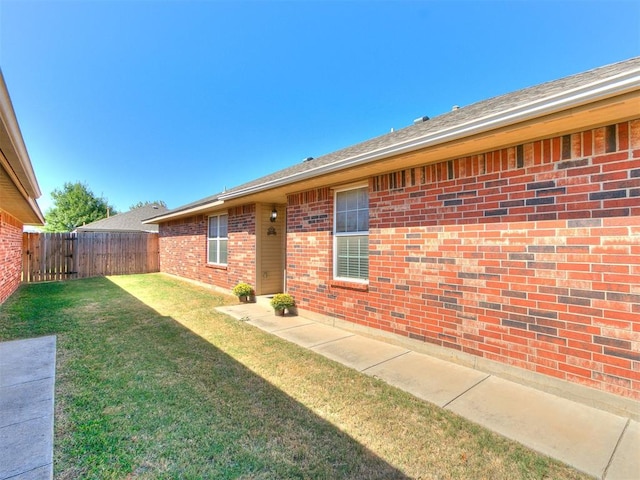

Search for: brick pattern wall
xmin=0 ymin=210 xmax=24 ymax=304
xmin=287 ymin=120 xmax=640 ymax=400
xmin=228 ymin=205 xmax=257 ymax=287
xmin=159 ymin=205 xmax=256 ymax=290
xmin=287 ymin=188 xmax=347 ymax=314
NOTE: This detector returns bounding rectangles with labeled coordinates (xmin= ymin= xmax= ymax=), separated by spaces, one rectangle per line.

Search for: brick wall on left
xmin=0 ymin=211 xmax=24 ymax=304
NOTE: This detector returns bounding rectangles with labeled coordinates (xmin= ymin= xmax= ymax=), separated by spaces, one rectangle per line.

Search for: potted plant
xmin=232 ymin=282 xmax=254 ymax=302
xmin=270 ymin=293 xmax=295 ymax=316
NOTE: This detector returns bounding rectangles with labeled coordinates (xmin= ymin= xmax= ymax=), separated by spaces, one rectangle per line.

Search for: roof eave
xmin=24 ymin=197 xmax=45 ymax=225
xmin=0 ymin=70 xmax=42 ymax=200
xmin=0 ymin=70 xmax=45 ymax=225
xmin=143 ymin=199 xmax=225 ymax=224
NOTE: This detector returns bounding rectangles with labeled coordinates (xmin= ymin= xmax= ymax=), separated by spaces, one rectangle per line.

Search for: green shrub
xmin=232 ymin=282 xmax=253 ymax=298
xmin=270 ymin=293 xmax=295 ymax=311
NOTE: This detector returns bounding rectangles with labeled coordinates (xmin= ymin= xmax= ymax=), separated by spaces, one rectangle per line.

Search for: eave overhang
xmin=0 ymin=70 xmax=44 ymax=225
xmin=144 ymin=200 xmax=224 ymax=224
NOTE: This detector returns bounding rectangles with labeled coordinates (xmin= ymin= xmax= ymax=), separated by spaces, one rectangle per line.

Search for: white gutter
xmin=219 ymin=66 xmax=640 ymax=201
xmin=143 ymin=200 xmax=224 ymax=224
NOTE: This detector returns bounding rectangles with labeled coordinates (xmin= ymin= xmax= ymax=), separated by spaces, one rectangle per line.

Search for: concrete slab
xmin=311 ymin=335 xmax=409 ymax=372
xmin=247 ymin=315 xmax=314 ymax=333
xmin=216 ymin=303 xmax=639 ymax=477
xmin=0 ymin=336 xmax=55 ymax=480
xmin=216 ymin=303 xmax=272 ymax=321
xmin=366 ymin=351 xmax=490 ymax=408
xmin=0 ymin=377 xmax=55 ymax=428
xmin=605 ymin=419 xmax=640 ymax=480
xmin=10 ymin=465 xmax=53 ymax=480
xmin=272 ymin=323 xmax=354 ymax=348
xmin=0 ymin=416 xmax=53 ymax=480
xmin=216 ymin=303 xmax=317 ymax=334
xmin=0 ymin=337 xmax=56 ymax=388
xmin=446 ymin=376 xmax=627 ymax=478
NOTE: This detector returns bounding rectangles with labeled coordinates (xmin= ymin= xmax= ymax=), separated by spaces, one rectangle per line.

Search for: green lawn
xmin=0 ymin=274 xmax=591 ymax=479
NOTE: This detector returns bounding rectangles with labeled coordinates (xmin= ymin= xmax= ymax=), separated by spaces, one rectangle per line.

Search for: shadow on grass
xmin=0 ymin=277 xmax=409 ymax=479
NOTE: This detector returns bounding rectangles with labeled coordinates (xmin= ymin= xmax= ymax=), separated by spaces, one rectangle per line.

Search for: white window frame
xmin=333 ymin=184 xmax=369 ymax=283
xmin=207 ymin=213 xmax=228 ymax=265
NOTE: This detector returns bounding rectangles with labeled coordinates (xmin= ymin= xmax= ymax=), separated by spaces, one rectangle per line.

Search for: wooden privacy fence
xmin=23 ymin=232 xmax=160 ymax=283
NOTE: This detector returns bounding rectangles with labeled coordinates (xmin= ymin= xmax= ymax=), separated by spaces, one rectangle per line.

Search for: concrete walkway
xmin=0 ymin=336 xmax=56 ymax=480
xmin=217 ymin=302 xmax=640 ymax=480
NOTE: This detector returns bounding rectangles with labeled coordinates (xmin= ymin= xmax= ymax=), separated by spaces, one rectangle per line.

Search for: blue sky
xmin=1 ymin=1 xmax=639 ymax=215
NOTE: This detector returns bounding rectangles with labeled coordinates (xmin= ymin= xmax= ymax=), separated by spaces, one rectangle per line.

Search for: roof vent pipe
xmin=452 ymin=105 xmax=460 ymax=111
xmin=413 ymin=115 xmax=429 ymax=124
xmin=303 ymin=157 xmax=314 ymax=162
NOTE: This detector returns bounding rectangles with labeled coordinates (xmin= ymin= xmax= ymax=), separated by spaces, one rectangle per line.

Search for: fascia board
xmin=25 ymin=196 xmax=45 ymax=225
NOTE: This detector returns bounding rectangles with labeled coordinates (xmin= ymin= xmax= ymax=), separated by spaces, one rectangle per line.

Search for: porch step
xmin=254 ymin=295 xmax=275 ymax=309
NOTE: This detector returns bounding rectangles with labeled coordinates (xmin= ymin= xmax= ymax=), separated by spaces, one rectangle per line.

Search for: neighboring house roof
xmin=147 ymin=57 xmax=640 ymax=224
xmin=76 ymin=204 xmax=168 ymax=233
xmin=0 ymin=69 xmax=44 ymax=225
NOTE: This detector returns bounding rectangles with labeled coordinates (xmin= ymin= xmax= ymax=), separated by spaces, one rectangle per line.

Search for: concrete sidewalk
xmin=218 ymin=302 xmax=639 ymax=480
xmin=0 ymin=336 xmax=56 ymax=480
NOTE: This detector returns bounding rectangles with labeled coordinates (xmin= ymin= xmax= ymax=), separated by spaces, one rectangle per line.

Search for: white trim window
xmin=208 ymin=214 xmax=228 ymax=265
xmin=334 ymin=186 xmax=369 ymax=282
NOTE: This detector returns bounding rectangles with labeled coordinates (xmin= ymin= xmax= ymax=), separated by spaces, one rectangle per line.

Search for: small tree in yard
xmin=44 ymin=182 xmax=117 ymax=232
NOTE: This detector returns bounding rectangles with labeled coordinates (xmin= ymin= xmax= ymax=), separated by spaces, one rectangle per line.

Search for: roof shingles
xmin=76 ymin=204 xmax=168 ymax=233
xmin=152 ymin=57 xmax=640 ymax=219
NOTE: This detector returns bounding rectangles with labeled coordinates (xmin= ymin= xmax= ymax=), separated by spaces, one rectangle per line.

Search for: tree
xmin=44 ymin=182 xmax=117 ymax=232
xmin=129 ymin=200 xmax=167 ymax=210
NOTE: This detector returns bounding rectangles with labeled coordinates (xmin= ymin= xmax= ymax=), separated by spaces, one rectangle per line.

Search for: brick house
xmin=0 ymin=70 xmax=44 ymax=304
xmin=148 ymin=58 xmax=640 ymax=408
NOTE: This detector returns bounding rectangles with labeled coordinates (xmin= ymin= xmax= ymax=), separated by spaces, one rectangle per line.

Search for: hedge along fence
xmin=23 ymin=232 xmax=160 ymax=283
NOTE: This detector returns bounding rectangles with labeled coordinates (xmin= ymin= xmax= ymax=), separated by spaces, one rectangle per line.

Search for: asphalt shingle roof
xmin=77 ymin=204 xmax=168 ymax=233
xmin=152 ymin=57 xmax=640 ymax=219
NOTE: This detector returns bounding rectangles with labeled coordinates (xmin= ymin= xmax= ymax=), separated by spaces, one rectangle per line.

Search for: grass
xmin=0 ymin=274 xmax=592 ymax=479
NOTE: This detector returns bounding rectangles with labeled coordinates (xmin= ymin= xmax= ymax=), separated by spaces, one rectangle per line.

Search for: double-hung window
xmin=334 ymin=186 xmax=369 ymax=282
xmin=208 ymin=214 xmax=228 ymax=265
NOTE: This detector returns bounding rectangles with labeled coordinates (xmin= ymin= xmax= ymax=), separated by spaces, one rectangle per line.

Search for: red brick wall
xmin=287 ymin=120 xmax=640 ymax=400
xmin=228 ymin=205 xmax=258 ymax=287
xmin=0 ymin=210 xmax=24 ymax=304
xmin=159 ymin=205 xmax=256 ymax=290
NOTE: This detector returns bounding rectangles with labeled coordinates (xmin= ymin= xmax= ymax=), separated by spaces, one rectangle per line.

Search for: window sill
xmin=329 ymin=280 xmax=369 ymax=292
xmin=206 ymin=263 xmax=228 ymax=271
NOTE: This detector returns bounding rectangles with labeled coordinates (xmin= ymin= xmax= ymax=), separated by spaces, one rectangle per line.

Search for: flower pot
xmin=270 ymin=293 xmax=295 ymax=314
